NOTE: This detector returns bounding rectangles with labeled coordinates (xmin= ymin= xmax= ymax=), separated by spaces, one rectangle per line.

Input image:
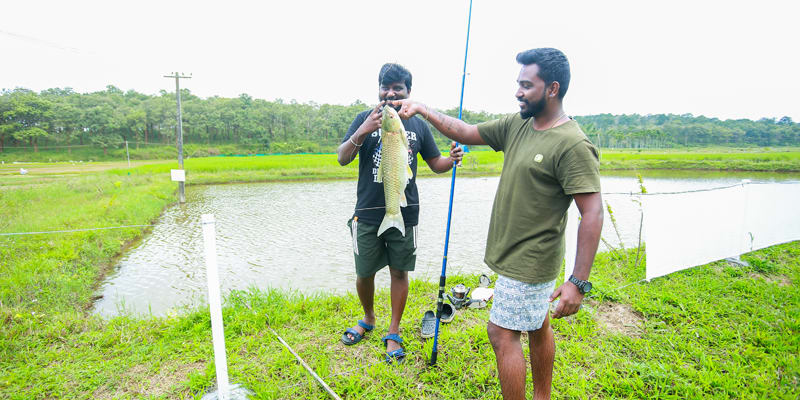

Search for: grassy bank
xmin=1 ymin=154 xmax=798 ymax=398
xmin=2 ymin=241 xmax=798 ymax=398
xmin=599 ymin=148 xmax=800 ymax=171
xmin=4 ymin=147 xmax=800 ymax=186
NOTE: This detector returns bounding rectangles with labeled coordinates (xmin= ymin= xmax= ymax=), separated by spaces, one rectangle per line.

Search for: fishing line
xmin=602 ymin=180 xmax=800 ymax=196
xmin=350 ymin=181 xmax=800 ymax=212
xmin=0 ymin=224 xmax=155 ymax=237
xmin=3 ymin=182 xmax=794 ymax=236
xmin=353 ymin=203 xmax=419 ymax=212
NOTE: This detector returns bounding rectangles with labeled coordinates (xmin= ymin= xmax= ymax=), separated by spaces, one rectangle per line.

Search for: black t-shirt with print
xmin=342 ymin=109 xmax=440 ymax=226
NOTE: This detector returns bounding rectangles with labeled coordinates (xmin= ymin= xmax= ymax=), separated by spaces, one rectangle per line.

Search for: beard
xmin=519 ymin=95 xmax=546 ymax=119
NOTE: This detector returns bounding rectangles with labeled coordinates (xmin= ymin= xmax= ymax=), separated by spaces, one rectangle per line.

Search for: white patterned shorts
xmin=489 ymin=275 xmax=556 ymax=332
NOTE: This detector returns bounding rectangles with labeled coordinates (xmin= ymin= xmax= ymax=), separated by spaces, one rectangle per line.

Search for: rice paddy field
xmin=0 ymin=148 xmax=798 ymax=399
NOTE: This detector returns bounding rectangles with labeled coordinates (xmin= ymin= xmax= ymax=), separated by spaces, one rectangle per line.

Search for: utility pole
xmin=164 ymin=72 xmax=191 ymax=203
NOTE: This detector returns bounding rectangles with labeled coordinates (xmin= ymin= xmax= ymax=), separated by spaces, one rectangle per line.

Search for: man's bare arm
xmin=337 ymin=103 xmax=384 ymax=166
xmin=425 ymin=141 xmax=464 ymax=173
xmin=394 ymin=100 xmax=486 ymax=146
xmin=550 ymin=191 xmax=603 ymax=319
xmin=571 ymin=192 xmax=603 ymax=281
xmin=337 ymin=136 xmax=362 ymax=166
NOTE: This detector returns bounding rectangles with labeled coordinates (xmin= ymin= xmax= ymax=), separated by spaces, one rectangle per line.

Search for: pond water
xmin=92 ymin=170 xmax=799 ymax=317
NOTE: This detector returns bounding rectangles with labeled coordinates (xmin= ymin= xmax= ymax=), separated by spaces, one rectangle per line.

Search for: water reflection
xmin=92 ymin=172 xmax=799 ymax=317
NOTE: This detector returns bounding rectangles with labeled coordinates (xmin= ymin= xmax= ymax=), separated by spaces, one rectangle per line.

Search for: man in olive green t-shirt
xmin=394 ymin=48 xmax=603 ymax=399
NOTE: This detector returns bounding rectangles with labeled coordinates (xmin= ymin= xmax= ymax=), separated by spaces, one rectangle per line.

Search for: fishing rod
xmin=430 ymin=0 xmax=473 ymax=366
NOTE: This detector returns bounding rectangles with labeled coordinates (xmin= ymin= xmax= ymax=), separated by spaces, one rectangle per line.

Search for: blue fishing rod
xmin=430 ymin=0 xmax=472 ymax=366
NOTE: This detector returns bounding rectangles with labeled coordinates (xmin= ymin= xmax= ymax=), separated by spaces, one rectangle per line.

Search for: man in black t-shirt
xmin=337 ymin=63 xmax=463 ymax=362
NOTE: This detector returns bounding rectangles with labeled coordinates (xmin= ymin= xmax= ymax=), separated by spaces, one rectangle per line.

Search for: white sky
xmin=2 ymin=0 xmax=799 ymax=121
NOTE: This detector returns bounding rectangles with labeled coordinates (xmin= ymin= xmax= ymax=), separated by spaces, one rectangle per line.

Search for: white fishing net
xmin=743 ymin=182 xmax=800 ymax=253
xmin=564 ymin=181 xmax=800 ymax=282
xmin=643 ymin=185 xmax=745 ymax=280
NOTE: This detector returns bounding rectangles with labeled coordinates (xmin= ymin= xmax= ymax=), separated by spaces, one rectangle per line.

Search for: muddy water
xmin=92 ymin=171 xmax=799 ymax=317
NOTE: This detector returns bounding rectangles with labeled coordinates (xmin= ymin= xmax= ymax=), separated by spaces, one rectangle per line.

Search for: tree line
xmin=1 ymin=86 xmax=797 ymax=154
xmin=576 ymin=113 xmax=798 ymax=148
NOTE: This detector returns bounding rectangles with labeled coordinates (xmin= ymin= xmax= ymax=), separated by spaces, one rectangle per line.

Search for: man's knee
xmin=487 ymin=322 xmax=501 ymax=347
xmin=488 ymin=321 xmax=516 ymax=349
xmin=528 ymin=316 xmax=552 ymax=344
xmin=356 ymin=274 xmax=375 ymax=285
xmin=388 ymin=267 xmax=408 ymax=280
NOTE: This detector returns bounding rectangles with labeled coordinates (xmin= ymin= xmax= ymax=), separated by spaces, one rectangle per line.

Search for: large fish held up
xmin=377 ymin=105 xmax=414 ymax=237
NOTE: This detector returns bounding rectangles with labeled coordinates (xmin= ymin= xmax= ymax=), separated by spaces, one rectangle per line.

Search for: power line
xmin=0 ymin=29 xmax=87 ymax=54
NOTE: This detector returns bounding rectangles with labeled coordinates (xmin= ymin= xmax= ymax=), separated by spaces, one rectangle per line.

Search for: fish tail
xmin=377 ymin=212 xmax=405 ymax=237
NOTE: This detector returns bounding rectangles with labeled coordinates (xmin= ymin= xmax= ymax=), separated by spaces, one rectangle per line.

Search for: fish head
xmin=381 ymin=105 xmax=404 ymax=134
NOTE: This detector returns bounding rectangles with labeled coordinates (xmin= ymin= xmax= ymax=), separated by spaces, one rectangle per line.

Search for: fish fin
xmin=399 ymin=191 xmax=408 ymax=207
xmin=406 ymin=164 xmax=413 ymax=182
xmin=377 ymin=213 xmax=406 ymax=237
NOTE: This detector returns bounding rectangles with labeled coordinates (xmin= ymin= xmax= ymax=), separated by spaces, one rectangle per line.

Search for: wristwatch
xmin=568 ymin=275 xmax=592 ymax=295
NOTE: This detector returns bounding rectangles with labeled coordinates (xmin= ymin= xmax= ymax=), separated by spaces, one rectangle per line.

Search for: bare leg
xmin=385 ymin=267 xmax=408 ymax=353
xmin=345 ymin=274 xmax=377 ymax=341
xmin=527 ymin=314 xmax=554 ymax=400
xmin=488 ymin=321 xmax=526 ymax=400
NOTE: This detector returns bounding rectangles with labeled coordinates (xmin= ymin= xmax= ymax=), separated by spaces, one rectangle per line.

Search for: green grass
xmin=0 ymin=143 xmax=285 ymax=163
xmin=0 ymin=153 xmax=798 ymax=399
xmin=598 ymin=148 xmax=800 ymax=171
xmin=2 ymin=245 xmax=797 ymax=399
xmin=111 ymin=148 xmax=800 ymax=186
xmin=6 ymin=147 xmax=800 ymax=183
xmin=0 ymin=173 xmax=174 ymax=313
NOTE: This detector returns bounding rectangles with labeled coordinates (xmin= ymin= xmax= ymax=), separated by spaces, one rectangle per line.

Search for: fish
xmin=377 ymin=105 xmax=414 ymax=237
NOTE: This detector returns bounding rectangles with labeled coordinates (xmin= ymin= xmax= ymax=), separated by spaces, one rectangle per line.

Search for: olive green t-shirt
xmin=477 ymin=113 xmax=601 ymax=284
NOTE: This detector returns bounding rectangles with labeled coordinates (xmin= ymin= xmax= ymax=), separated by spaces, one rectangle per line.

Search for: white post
xmin=125 ymin=141 xmax=131 ymax=168
xmin=201 ymin=214 xmax=230 ymax=400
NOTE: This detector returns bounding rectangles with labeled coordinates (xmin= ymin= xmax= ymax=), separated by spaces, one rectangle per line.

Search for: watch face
xmin=583 ymin=281 xmax=592 ymax=293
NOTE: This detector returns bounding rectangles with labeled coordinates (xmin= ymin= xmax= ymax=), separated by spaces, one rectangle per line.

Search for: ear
xmin=548 ymin=81 xmax=560 ymax=98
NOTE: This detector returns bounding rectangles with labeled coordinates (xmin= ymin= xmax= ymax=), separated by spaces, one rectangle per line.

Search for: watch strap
xmin=568 ymin=275 xmax=590 ymax=294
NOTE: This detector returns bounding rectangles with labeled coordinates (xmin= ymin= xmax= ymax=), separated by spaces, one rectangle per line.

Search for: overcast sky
xmin=2 ymin=0 xmax=798 ymax=121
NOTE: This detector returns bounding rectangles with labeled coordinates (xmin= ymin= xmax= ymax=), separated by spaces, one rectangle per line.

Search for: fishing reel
xmin=448 ymin=283 xmax=471 ymax=309
xmin=446 ymin=284 xmax=472 ymax=310
xmin=446 ymin=275 xmax=493 ymax=310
